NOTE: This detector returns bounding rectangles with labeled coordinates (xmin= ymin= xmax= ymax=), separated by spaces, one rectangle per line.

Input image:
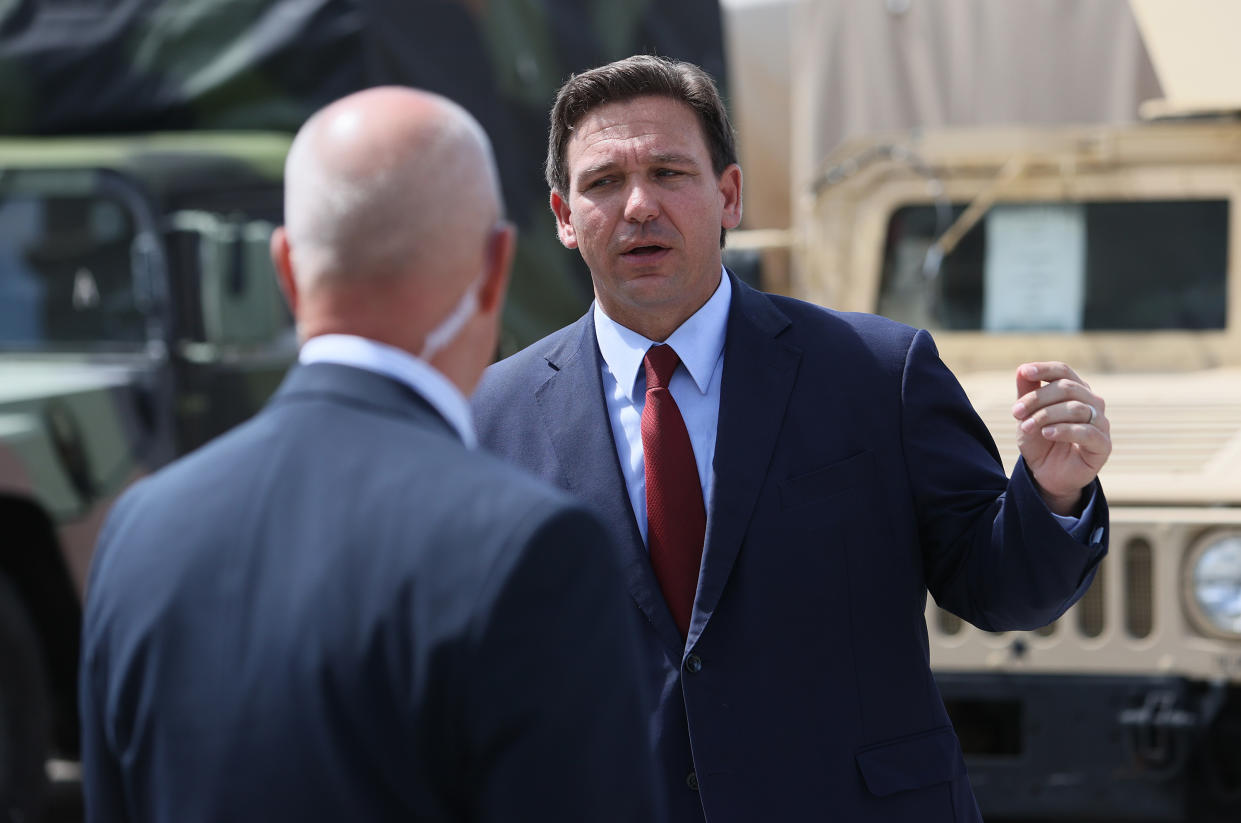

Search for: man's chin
xmin=617 ymin=275 xmax=682 ymax=305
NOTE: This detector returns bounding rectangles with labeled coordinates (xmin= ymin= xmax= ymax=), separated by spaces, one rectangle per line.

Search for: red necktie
xmin=642 ymin=344 xmax=706 ymax=638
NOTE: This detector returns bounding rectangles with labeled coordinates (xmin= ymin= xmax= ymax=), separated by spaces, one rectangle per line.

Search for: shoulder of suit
xmin=474 ymin=316 xmax=587 ymax=402
xmin=500 ymin=318 xmax=586 ymax=370
xmin=442 ymin=451 xmax=603 ymax=568
xmin=752 ymin=289 xmax=920 ymax=351
xmin=117 ymin=410 xmax=270 ymax=504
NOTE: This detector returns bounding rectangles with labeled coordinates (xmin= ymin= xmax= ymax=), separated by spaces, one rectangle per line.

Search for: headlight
xmin=1186 ymin=532 xmax=1241 ymax=638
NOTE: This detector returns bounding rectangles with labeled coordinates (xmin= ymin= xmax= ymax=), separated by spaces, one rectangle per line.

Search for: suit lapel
xmin=688 ymin=277 xmax=801 ymax=646
xmin=535 ymin=315 xmax=686 ymax=658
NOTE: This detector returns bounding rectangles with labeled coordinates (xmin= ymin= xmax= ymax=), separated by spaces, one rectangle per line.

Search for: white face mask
xmin=419 ymin=275 xmax=481 ymax=362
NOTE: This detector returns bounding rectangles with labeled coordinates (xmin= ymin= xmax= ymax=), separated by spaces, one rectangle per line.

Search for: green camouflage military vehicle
xmin=0 ymin=3 xmax=729 ymax=817
xmin=0 ymin=133 xmax=296 ymax=818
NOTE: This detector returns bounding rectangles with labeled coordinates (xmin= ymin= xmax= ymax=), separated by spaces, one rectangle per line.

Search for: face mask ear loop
xmin=419 ymin=276 xmax=481 ymax=362
xmin=421 ymin=220 xmax=507 ymax=362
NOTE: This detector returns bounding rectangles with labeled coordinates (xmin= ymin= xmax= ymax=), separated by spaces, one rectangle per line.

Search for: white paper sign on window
xmin=983 ymin=204 xmax=1086 ymax=332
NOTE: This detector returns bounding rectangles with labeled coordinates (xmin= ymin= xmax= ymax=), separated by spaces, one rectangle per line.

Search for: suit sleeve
xmin=461 ymin=502 xmax=665 ymax=823
xmin=79 ymin=498 xmax=134 ymax=823
xmin=900 ymin=328 xmax=1108 ymax=631
xmin=80 ymin=640 xmax=129 ymax=822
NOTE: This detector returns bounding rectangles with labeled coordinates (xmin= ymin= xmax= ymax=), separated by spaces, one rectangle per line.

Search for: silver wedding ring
xmin=1086 ymin=404 xmax=1097 ymax=425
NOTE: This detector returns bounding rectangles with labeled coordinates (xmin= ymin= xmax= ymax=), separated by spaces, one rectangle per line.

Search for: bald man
xmin=78 ymin=88 xmax=661 ymax=823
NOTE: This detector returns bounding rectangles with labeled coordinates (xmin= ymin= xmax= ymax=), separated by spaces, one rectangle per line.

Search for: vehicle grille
xmin=927 ymin=517 xmax=1241 ymax=680
xmin=1077 ymin=559 xmax=1107 ymax=638
xmin=1125 ymin=538 xmax=1154 ymax=638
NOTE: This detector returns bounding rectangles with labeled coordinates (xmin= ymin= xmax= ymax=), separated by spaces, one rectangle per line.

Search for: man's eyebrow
xmin=649 ymin=152 xmax=700 ymax=167
xmin=577 ymin=161 xmax=619 ymax=181
xmin=576 ymin=152 xmax=702 ymax=182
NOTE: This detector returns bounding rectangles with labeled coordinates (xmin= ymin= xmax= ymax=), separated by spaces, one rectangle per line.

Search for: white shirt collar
xmin=298 ymin=334 xmax=477 ymax=448
xmin=593 ymin=268 xmax=732 ymax=403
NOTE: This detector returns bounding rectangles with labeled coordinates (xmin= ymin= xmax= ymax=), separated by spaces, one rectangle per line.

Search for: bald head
xmin=272 ymin=87 xmax=516 ymax=395
xmin=283 ymin=86 xmax=503 ymax=287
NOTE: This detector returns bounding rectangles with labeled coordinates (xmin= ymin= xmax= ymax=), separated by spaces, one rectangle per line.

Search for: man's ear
xmin=478 ymin=221 xmax=516 ymax=316
xmin=550 ymin=190 xmax=578 ymax=249
xmin=719 ymin=163 xmax=743 ymax=230
xmin=270 ymin=226 xmax=299 ymax=316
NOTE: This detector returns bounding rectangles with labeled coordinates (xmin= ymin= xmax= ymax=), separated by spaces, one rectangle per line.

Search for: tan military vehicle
xmin=722 ymin=2 xmax=1241 ymax=819
xmin=794 ymin=116 xmax=1241 ymax=821
xmin=0 ymin=133 xmax=296 ymax=819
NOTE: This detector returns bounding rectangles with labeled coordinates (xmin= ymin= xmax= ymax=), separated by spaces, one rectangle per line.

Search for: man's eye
xmin=586 ymin=177 xmax=613 ymax=189
xmin=656 ymin=169 xmax=682 ymax=178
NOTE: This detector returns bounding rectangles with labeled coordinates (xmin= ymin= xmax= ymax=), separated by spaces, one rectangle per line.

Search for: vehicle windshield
xmin=0 ymin=191 xmax=148 ymax=349
xmin=878 ymin=199 xmax=1229 ymax=333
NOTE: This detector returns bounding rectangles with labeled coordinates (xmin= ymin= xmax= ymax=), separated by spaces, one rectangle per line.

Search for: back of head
xmin=283 ymin=87 xmax=503 ymax=290
xmin=273 ymin=86 xmax=514 ymax=394
xmin=545 ymin=55 xmax=737 ymax=196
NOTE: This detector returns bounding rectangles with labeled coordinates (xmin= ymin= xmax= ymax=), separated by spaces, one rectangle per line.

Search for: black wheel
xmin=0 ymin=573 xmax=50 ymax=823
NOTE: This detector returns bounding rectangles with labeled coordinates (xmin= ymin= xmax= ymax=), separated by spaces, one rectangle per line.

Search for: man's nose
xmin=623 ymin=181 xmax=658 ymax=223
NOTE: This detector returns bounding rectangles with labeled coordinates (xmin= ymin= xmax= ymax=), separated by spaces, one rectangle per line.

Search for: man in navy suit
xmin=79 ymin=87 xmax=661 ymax=822
xmin=472 ymin=56 xmax=1113 ymax=822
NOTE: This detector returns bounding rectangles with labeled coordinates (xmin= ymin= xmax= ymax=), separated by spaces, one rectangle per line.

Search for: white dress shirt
xmin=299 ymin=334 xmax=477 ymax=448
xmin=594 ymin=270 xmax=731 ymax=544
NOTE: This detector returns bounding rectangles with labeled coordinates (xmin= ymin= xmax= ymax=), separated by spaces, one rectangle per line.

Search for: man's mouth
xmin=621 ymin=244 xmax=669 ymax=257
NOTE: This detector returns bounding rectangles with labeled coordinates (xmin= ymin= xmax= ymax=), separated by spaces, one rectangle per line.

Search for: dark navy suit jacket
xmin=80 ymin=362 xmax=662 ymax=822
xmin=473 ymin=274 xmax=1108 ymax=823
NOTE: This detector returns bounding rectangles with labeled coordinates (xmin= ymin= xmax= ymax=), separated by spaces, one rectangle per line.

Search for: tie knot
xmin=643 ymin=344 xmax=681 ymax=390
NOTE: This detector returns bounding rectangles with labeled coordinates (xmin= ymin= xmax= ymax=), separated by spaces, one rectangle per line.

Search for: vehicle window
xmin=878 ymin=200 xmax=1229 ymax=332
xmin=0 ymin=193 xmax=146 ymax=348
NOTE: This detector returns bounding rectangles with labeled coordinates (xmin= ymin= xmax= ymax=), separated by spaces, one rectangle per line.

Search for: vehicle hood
xmin=0 ymin=356 xmax=159 ymax=526
xmin=959 ymin=367 xmax=1241 ymax=506
xmin=0 ymin=358 xmax=143 ymax=405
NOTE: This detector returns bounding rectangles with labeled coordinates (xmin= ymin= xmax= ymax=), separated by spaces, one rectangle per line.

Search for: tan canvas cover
xmin=723 ymin=0 xmax=1163 ymax=231
xmin=722 ymin=0 xmax=796 ymax=231
xmin=1129 ymin=0 xmax=1241 ymax=116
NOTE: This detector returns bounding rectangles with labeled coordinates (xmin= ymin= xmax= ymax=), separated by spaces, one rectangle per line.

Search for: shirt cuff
xmin=1050 ymin=483 xmax=1105 ymax=546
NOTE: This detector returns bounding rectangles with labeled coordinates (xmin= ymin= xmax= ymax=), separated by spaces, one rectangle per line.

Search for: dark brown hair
xmin=545 ymin=54 xmax=737 ymax=196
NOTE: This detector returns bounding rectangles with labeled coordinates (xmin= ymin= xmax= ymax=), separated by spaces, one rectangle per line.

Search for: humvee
xmin=0 ymin=133 xmax=296 ymax=818
xmin=783 ymin=117 xmax=1241 ymax=821
xmin=716 ymin=0 xmax=1241 ymax=819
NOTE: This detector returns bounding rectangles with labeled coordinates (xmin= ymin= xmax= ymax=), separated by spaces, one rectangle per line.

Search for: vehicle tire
xmin=0 ymin=573 xmax=50 ymax=823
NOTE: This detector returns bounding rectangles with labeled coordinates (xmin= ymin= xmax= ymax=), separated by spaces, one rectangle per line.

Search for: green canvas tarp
xmin=0 ymin=0 xmax=728 ymax=351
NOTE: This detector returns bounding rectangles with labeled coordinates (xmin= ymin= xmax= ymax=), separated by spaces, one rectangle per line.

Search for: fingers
xmin=1012 ymin=363 xmax=1105 ymax=427
xmin=1027 ymin=418 xmax=1111 ymax=457
xmin=1015 ymin=361 xmax=1086 ymax=398
xmin=1012 ymin=362 xmax=1113 ymax=504
xmin=1019 ymin=398 xmax=1104 ymax=433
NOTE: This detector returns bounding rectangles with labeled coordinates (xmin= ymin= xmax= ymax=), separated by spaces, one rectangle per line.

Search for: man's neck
xmin=596 ymin=270 xmax=725 ymax=342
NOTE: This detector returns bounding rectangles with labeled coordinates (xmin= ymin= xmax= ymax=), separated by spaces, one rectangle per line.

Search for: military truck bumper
xmin=935 ymin=672 xmax=1241 ymax=822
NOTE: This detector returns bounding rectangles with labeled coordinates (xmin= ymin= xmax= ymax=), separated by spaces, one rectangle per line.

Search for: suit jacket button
xmin=686 ymin=771 xmax=700 ymax=792
xmin=684 ymin=654 xmax=703 ymax=674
